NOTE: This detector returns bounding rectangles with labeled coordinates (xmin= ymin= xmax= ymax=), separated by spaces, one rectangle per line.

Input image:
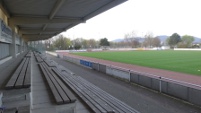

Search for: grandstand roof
xmin=1 ymin=0 xmax=127 ymax=41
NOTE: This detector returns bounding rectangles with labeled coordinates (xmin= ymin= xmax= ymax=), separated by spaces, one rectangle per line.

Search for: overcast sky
xmin=61 ymin=0 xmax=201 ymax=41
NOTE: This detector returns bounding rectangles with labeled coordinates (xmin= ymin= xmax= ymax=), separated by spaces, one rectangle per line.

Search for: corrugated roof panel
xmin=40 ymin=32 xmax=57 ymax=35
xmin=19 ymin=24 xmax=44 ymax=29
xmin=4 ymin=0 xmax=56 ymax=16
xmin=2 ymin=0 xmax=127 ymax=41
xmin=55 ymin=0 xmax=112 ymax=17
xmin=47 ymin=23 xmax=71 ymax=29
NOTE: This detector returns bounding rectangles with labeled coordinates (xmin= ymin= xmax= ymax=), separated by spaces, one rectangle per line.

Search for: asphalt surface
xmin=48 ymin=54 xmax=201 ymax=113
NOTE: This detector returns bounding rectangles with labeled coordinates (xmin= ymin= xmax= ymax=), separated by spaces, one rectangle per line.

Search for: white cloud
xmin=62 ymin=0 xmax=201 ymax=41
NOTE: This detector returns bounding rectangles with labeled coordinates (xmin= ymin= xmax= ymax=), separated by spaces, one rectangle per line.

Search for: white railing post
xmin=128 ymin=70 xmax=131 ymax=82
xmin=98 ymin=63 xmax=100 ymax=71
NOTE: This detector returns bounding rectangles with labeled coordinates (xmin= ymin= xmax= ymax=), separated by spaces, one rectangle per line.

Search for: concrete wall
xmin=99 ymin=64 xmax=106 ymax=73
xmin=166 ymin=82 xmax=188 ymax=100
xmin=92 ymin=62 xmax=99 ymax=70
xmin=63 ymin=56 xmax=80 ymax=65
xmin=151 ymin=79 xmax=160 ymax=91
xmin=130 ymin=72 xmax=160 ymax=90
xmin=189 ymin=88 xmax=201 ymax=106
xmin=106 ymin=66 xmax=130 ymax=80
xmin=63 ymin=56 xmax=71 ymax=62
xmin=72 ymin=57 xmax=80 ymax=65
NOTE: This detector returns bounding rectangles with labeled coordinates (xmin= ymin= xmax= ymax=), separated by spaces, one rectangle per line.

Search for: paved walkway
xmin=48 ymin=54 xmax=201 ymax=113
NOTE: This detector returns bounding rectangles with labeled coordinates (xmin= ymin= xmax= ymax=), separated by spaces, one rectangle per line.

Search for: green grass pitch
xmin=73 ymin=50 xmax=201 ymax=76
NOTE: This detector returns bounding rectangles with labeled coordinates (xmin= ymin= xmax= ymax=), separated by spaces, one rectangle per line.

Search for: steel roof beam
xmin=23 ymin=34 xmax=53 ymax=39
xmin=26 ymin=37 xmax=49 ymax=41
xmin=39 ymin=24 xmax=48 ymax=35
xmin=49 ymin=0 xmax=66 ymax=19
xmin=19 ymin=29 xmax=63 ymax=34
xmin=24 ymin=37 xmax=51 ymax=41
xmin=42 ymin=24 xmax=48 ymax=30
xmin=9 ymin=16 xmax=85 ymax=25
xmin=39 ymin=0 xmax=66 ymax=36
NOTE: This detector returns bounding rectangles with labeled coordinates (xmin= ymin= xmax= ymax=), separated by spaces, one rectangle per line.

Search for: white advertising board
xmin=16 ymin=35 xmax=20 ymax=45
xmin=0 ymin=19 xmax=12 ymax=43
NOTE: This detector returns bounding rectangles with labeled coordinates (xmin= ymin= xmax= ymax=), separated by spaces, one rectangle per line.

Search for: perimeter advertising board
xmin=80 ymin=60 xmax=92 ymax=68
xmin=16 ymin=35 xmax=20 ymax=45
xmin=22 ymin=39 xmax=24 ymax=46
xmin=0 ymin=19 xmax=12 ymax=43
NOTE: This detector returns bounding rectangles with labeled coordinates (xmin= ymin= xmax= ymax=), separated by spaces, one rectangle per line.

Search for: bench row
xmin=5 ymin=53 xmax=31 ymax=89
xmin=52 ymin=66 xmax=139 ymax=113
xmin=37 ymin=53 xmax=139 ymax=112
xmin=34 ymin=52 xmax=77 ymax=105
xmin=39 ymin=62 xmax=76 ymax=105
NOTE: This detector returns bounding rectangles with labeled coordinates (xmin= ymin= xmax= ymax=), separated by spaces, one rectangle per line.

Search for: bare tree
xmin=152 ymin=37 xmax=161 ymax=47
xmin=124 ymin=33 xmax=131 ymax=47
xmin=88 ymin=39 xmax=97 ymax=48
xmin=124 ymin=31 xmax=140 ymax=48
xmin=143 ymin=32 xmax=154 ymax=48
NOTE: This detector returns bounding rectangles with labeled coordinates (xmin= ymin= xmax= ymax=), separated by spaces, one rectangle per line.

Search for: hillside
xmin=111 ymin=35 xmax=201 ymax=43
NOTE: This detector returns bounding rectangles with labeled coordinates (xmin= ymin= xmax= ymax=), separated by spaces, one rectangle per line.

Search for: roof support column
xmin=10 ymin=30 xmax=16 ymax=58
xmin=19 ymin=36 xmax=23 ymax=53
xmin=34 ymin=41 xmax=36 ymax=48
xmin=30 ymin=41 xmax=33 ymax=48
xmin=25 ymin=42 xmax=28 ymax=51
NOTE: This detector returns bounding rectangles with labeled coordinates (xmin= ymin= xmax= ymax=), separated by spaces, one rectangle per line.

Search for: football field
xmin=73 ymin=50 xmax=201 ymax=76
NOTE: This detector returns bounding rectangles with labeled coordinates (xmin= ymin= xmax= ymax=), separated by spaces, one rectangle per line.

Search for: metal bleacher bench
xmin=35 ymin=56 xmax=43 ymax=63
xmin=5 ymin=53 xmax=31 ymax=89
xmin=52 ymin=66 xmax=140 ymax=113
xmin=35 ymin=52 xmax=76 ymax=105
xmin=33 ymin=52 xmax=44 ymax=63
xmin=37 ymin=53 xmax=139 ymax=112
xmin=38 ymin=62 xmax=76 ymax=105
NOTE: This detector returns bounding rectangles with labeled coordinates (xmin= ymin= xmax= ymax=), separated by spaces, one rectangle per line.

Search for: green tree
xmin=74 ymin=43 xmax=81 ymax=50
xmin=181 ymin=35 xmax=194 ymax=47
xmin=168 ymin=33 xmax=181 ymax=48
xmin=71 ymin=38 xmax=83 ymax=50
xmin=100 ymin=38 xmax=110 ymax=46
xmin=53 ymin=35 xmax=71 ymax=50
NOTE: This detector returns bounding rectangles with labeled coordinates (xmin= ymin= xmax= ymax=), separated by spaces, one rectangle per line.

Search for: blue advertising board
xmin=80 ymin=60 xmax=92 ymax=68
